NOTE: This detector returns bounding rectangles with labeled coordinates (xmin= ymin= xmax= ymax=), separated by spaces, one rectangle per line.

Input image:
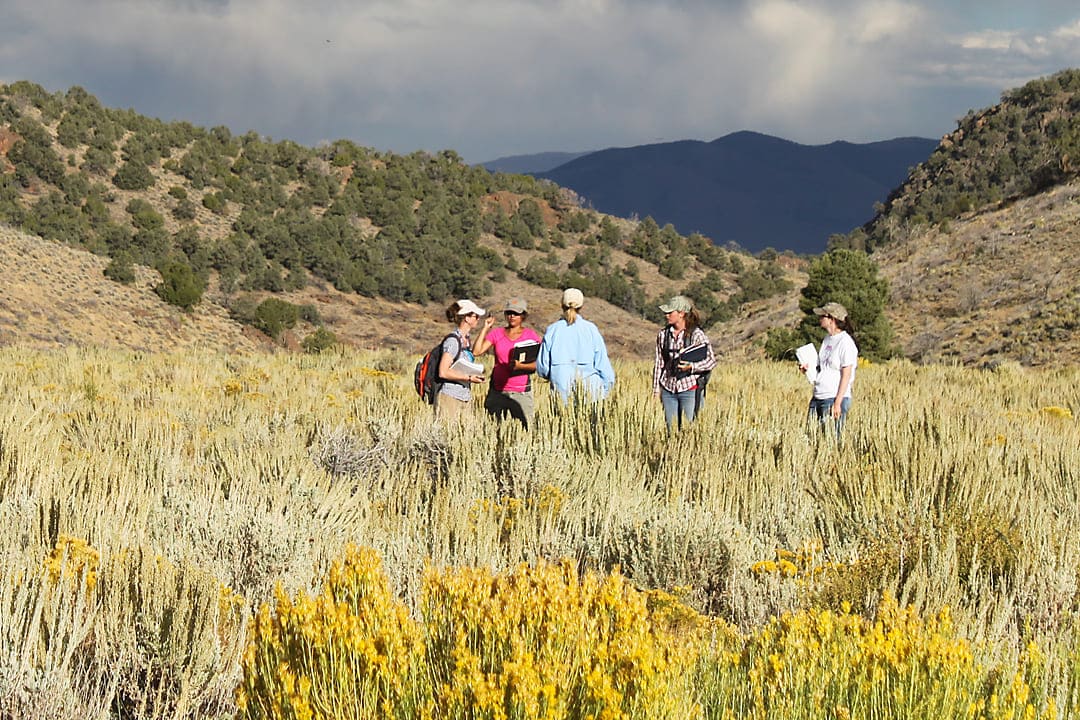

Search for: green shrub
xmin=302 ymin=327 xmax=338 ymax=354
xmin=172 ymin=198 xmax=197 ymax=221
xmin=763 ymin=327 xmax=805 ymax=361
xmin=112 ymin=160 xmax=155 ymax=190
xmin=202 ymin=192 xmax=225 ymax=213
xmin=155 ymin=259 xmax=205 ymax=311
xmin=557 ymin=210 xmax=591 ymax=233
xmin=253 ymin=298 xmax=300 ymax=339
xmin=104 ymin=252 xmax=136 ymax=284
xmin=298 ymin=303 xmax=321 ymax=324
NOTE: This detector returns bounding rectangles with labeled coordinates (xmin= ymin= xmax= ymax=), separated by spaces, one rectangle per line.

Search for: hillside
xmin=721 ymin=69 xmax=1080 ymax=367
xmin=855 ymin=69 xmax=1080 ymax=252
xmin=538 ymin=132 xmax=937 ymax=254
xmin=712 ymin=175 xmax=1080 ymax=368
xmin=6 ymin=72 xmax=1080 ymax=369
xmin=0 ymin=219 xmax=669 ymax=358
xmin=875 ymin=179 xmax=1080 ymax=367
xmin=0 ymin=80 xmax=803 ymax=356
xmin=0 ymin=223 xmax=260 ymax=352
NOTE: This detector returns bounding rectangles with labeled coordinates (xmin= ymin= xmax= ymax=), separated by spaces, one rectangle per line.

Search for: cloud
xmin=1 ymin=0 xmax=1079 ymax=159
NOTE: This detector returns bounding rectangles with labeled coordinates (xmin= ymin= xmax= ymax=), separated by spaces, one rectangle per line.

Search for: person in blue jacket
xmin=537 ymin=288 xmax=616 ymax=401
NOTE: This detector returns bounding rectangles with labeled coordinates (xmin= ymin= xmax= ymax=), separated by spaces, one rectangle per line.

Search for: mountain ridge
xmin=538 ymin=132 xmax=938 ymax=254
xmin=480 ymin=150 xmax=592 ymax=175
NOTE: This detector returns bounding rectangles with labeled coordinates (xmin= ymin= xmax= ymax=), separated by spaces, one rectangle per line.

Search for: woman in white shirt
xmin=799 ymin=301 xmax=858 ymax=436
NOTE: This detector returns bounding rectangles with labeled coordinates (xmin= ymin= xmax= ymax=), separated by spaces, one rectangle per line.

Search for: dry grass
xmin=0 ymin=345 xmax=1078 ymax=716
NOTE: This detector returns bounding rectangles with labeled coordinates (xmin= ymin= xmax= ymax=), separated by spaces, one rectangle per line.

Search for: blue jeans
xmin=661 ymin=388 xmax=698 ymax=430
xmin=808 ymin=396 xmax=851 ymax=437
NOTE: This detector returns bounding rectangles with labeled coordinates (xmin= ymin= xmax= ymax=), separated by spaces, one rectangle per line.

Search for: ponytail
xmin=838 ymin=316 xmax=857 ymax=348
xmin=685 ymin=307 xmax=702 ymax=331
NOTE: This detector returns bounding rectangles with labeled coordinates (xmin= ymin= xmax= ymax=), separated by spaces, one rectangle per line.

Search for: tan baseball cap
xmin=659 ymin=295 xmax=693 ymax=313
xmin=813 ymin=302 xmax=848 ymax=321
xmin=505 ymin=297 xmax=528 ymax=313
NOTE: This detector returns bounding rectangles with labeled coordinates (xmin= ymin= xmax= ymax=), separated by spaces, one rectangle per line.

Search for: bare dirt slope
xmin=0 ymin=225 xmax=261 ymax=353
xmin=874 ymin=179 xmax=1080 ymax=367
xmin=0 ymin=223 xmax=663 ymax=360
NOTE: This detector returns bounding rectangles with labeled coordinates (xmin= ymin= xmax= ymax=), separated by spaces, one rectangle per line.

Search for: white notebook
xmin=795 ymin=343 xmax=818 ymax=385
xmin=449 ymin=357 xmax=484 ymax=376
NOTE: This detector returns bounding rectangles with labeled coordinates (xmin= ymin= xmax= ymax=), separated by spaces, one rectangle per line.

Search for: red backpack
xmin=413 ymin=334 xmax=461 ymax=404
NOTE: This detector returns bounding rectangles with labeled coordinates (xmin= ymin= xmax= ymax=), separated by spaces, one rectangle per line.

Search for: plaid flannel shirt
xmin=652 ymin=326 xmax=717 ymax=394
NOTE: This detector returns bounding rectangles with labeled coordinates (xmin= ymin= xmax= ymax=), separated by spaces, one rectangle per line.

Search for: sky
xmin=2 ymin=0 xmax=1080 ymax=163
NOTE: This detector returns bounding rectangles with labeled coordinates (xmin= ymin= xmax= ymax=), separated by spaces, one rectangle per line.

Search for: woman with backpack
xmin=473 ymin=297 xmax=542 ymax=429
xmin=434 ymin=299 xmax=488 ymax=421
xmin=652 ymin=295 xmax=717 ymax=431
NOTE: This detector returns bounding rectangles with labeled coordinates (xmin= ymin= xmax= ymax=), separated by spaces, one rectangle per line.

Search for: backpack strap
xmin=438 ymin=332 xmax=466 ymax=384
xmin=661 ymin=326 xmax=683 ymax=375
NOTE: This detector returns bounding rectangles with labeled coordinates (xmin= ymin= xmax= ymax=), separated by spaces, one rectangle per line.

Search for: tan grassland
xmin=0 ymin=344 xmax=1077 ymax=717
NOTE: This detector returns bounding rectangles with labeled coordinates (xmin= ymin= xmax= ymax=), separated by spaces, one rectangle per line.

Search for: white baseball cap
xmin=562 ymin=288 xmax=584 ymax=309
xmin=456 ymin=299 xmax=487 ymax=316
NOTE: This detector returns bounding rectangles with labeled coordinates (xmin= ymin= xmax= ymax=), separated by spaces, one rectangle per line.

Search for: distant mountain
xmin=538 ymin=132 xmax=938 ymax=254
xmin=481 ymin=150 xmax=592 ymax=175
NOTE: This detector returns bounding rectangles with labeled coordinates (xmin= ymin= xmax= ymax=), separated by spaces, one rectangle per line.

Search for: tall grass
xmin=0 ymin=345 xmax=1077 ymax=717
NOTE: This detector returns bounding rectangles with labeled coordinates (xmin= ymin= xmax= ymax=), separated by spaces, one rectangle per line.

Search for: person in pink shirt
xmin=474 ymin=297 xmax=542 ymax=428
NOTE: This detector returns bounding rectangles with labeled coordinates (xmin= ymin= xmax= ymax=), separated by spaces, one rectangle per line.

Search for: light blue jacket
xmin=537 ymin=317 xmax=616 ymax=401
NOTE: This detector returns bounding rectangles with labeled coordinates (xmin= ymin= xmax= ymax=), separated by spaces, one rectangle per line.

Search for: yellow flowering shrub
xmin=44 ymin=533 xmax=99 ymax=592
xmin=693 ymin=595 xmax=1054 ymax=720
xmin=1040 ymin=406 xmax=1074 ymax=420
xmin=422 ymin=558 xmax=702 ymax=720
xmin=239 ymin=547 xmax=1060 ymax=720
xmin=239 ymin=547 xmax=707 ymax=720
xmin=237 ymin=546 xmax=426 ymax=720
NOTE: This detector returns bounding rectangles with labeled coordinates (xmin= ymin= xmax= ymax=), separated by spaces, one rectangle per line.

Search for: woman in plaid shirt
xmin=652 ymin=295 xmax=718 ymax=430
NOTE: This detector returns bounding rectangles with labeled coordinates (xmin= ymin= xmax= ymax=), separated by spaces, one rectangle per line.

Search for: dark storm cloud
xmin=1 ymin=0 xmax=1078 ymax=160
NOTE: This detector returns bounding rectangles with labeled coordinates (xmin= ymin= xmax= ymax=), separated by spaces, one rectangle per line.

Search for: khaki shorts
xmin=435 ymin=393 xmax=473 ymax=423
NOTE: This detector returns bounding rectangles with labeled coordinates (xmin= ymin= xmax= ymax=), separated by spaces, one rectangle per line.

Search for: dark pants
xmin=484 ymin=389 xmax=534 ymax=429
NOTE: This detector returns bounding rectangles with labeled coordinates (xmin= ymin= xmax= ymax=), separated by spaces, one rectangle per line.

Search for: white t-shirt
xmin=814 ymin=331 xmax=857 ymax=400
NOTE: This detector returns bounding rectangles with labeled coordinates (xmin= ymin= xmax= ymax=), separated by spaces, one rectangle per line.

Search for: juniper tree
xmin=765 ymin=248 xmax=895 ymax=361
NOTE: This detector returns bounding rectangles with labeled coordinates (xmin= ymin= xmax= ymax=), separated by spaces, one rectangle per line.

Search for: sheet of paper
xmin=795 ymin=343 xmax=818 ymax=385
